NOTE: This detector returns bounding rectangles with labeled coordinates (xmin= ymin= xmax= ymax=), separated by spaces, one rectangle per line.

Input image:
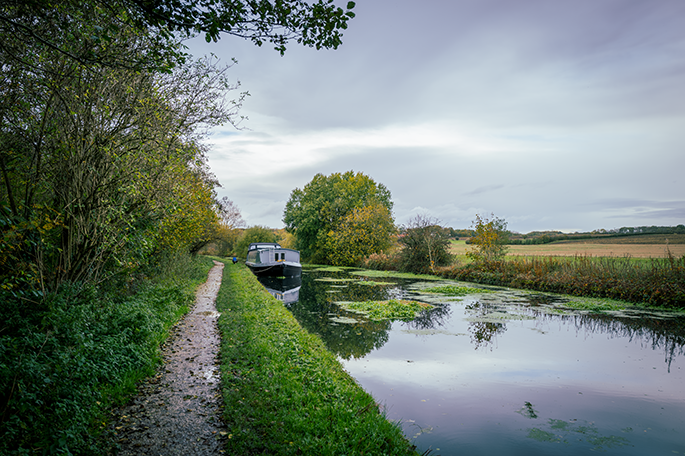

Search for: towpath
xmin=112 ymin=261 xmax=228 ymax=455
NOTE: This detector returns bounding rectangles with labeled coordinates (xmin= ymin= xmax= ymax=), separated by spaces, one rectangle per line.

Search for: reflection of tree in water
xmin=530 ymin=308 xmax=685 ymax=372
xmin=401 ymin=303 xmax=452 ymax=331
xmin=465 ymin=301 xmax=507 ymax=350
xmin=286 ymin=270 xmax=456 ymax=359
xmin=286 ymin=270 xmax=395 ymax=359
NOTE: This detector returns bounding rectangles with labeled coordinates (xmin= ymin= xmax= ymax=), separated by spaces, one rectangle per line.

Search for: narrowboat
xmin=245 ymin=242 xmax=302 ymax=277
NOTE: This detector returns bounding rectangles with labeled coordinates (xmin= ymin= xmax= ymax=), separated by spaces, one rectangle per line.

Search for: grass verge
xmin=0 ymin=253 xmax=214 ymax=455
xmin=215 ymin=261 xmax=418 ymax=455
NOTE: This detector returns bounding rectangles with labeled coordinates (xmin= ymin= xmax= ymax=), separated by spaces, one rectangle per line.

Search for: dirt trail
xmin=112 ymin=261 xmax=228 ymax=455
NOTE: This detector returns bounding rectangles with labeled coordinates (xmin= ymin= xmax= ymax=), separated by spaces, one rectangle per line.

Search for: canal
xmin=259 ymin=266 xmax=685 ymax=455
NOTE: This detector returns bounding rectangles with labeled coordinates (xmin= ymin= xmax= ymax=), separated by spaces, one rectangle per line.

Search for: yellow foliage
xmin=468 ymin=213 xmax=509 ymax=263
xmin=325 ymin=204 xmax=395 ymax=266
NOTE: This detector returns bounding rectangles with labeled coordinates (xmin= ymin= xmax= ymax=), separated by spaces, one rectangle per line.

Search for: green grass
xmin=0 ymin=254 xmax=214 ymax=455
xmin=216 ymin=262 xmax=418 ymax=455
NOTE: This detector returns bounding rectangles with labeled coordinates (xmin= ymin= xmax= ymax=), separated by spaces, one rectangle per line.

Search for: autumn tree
xmin=325 ymin=204 xmax=395 ymax=266
xmin=283 ymin=171 xmax=394 ymax=264
xmin=398 ymin=214 xmax=452 ymax=274
xmin=467 ymin=213 xmax=510 ymax=264
xmin=0 ymin=28 xmax=243 ymax=292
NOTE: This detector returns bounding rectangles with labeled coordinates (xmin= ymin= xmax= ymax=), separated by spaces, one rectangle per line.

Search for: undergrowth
xmin=0 ymin=253 xmax=214 ymax=455
xmin=216 ymin=262 xmax=418 ymax=455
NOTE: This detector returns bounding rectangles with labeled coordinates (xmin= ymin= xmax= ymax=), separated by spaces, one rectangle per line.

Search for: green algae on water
xmin=423 ymin=285 xmax=495 ymax=296
xmin=338 ymin=299 xmax=434 ymax=321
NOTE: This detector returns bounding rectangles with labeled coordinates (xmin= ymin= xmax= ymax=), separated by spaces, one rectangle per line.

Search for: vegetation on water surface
xmin=423 ymin=285 xmax=495 ymax=296
xmin=0 ymin=254 xmax=214 ymax=455
xmin=338 ymin=299 xmax=433 ymax=321
xmin=215 ymin=262 xmax=418 ymax=455
xmin=350 ymin=269 xmax=442 ymax=280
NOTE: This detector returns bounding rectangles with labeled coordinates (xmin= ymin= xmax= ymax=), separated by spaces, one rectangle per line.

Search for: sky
xmin=187 ymin=0 xmax=685 ymax=234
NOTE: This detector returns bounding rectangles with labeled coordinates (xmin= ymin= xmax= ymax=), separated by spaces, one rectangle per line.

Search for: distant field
xmin=555 ymin=234 xmax=685 ymax=244
xmin=450 ymin=239 xmax=685 ymax=258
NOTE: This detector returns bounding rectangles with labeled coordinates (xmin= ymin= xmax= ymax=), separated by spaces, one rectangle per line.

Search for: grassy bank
xmin=438 ymin=254 xmax=685 ymax=308
xmin=215 ymin=261 xmax=417 ymax=455
xmin=0 ymin=254 xmax=214 ymax=455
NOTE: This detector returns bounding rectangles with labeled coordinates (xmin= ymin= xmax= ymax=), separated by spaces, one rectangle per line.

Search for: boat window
xmin=281 ymin=253 xmax=286 ymax=260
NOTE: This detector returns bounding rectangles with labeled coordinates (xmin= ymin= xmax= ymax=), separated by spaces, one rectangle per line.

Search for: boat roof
xmin=248 ymin=242 xmax=282 ymax=250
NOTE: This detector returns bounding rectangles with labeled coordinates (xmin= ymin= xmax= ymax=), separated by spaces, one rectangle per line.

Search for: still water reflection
xmin=260 ymin=267 xmax=685 ymax=455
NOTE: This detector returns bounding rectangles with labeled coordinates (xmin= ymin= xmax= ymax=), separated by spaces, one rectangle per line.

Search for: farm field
xmin=450 ymin=240 xmax=685 ymax=258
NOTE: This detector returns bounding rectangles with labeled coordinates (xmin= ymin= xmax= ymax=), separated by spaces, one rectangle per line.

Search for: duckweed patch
xmin=562 ymin=298 xmax=628 ymax=312
xmin=526 ymin=418 xmax=632 ymax=451
xmin=351 ymin=270 xmax=442 ymax=280
xmin=356 ymin=280 xmax=396 ymax=286
xmin=338 ymin=299 xmax=434 ymax=322
xmin=422 ymin=285 xmax=495 ymax=296
xmin=313 ymin=266 xmax=348 ymax=272
xmin=314 ymin=277 xmax=355 ymax=283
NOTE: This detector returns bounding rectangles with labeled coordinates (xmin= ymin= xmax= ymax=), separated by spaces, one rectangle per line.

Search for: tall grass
xmin=437 ymin=254 xmax=685 ymax=307
xmin=0 ymin=254 xmax=214 ymax=455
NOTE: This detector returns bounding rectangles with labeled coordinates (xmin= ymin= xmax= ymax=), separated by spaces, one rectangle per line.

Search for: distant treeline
xmin=447 ymin=225 xmax=685 ymax=245
xmin=506 ymin=225 xmax=685 ymax=245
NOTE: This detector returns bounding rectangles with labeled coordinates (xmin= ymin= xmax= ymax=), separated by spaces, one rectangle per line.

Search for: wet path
xmin=113 ymin=261 xmax=228 ymax=455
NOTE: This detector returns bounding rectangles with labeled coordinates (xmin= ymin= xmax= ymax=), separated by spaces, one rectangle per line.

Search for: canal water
xmin=259 ymin=267 xmax=685 ymax=455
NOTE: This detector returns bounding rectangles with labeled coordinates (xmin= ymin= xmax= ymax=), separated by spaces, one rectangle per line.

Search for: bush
xmin=361 ymin=252 xmax=401 ymax=271
xmin=398 ymin=214 xmax=452 ymax=274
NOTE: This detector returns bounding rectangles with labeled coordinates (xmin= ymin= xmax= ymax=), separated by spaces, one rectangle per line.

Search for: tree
xmin=398 ymin=214 xmax=452 ymax=274
xmin=0 ymin=34 xmax=243 ymax=292
xmin=467 ymin=213 xmax=510 ymax=264
xmin=283 ymin=171 xmax=394 ymax=263
xmin=235 ymin=225 xmax=279 ymax=256
xmin=325 ymin=204 xmax=395 ymax=266
xmin=0 ymin=0 xmax=357 ymax=70
xmin=217 ymin=197 xmax=246 ymax=230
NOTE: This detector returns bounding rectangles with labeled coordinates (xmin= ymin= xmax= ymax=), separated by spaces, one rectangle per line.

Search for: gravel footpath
xmin=112 ymin=261 xmax=228 ymax=455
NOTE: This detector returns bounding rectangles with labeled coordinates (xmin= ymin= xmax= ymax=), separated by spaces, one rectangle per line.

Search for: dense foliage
xmin=397 ymin=214 xmax=453 ymax=274
xmin=1 ymin=27 xmax=242 ymax=296
xmin=0 ymin=0 xmax=356 ymax=70
xmin=325 ymin=204 xmax=396 ymax=266
xmin=216 ymin=262 xmax=418 ymax=455
xmin=283 ymin=171 xmax=395 ymax=264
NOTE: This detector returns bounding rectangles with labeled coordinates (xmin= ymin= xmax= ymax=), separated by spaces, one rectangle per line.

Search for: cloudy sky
xmin=188 ymin=0 xmax=685 ymax=233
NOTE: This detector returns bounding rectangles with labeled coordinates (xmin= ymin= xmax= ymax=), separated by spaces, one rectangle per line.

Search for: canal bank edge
xmin=214 ymin=259 xmax=419 ymax=455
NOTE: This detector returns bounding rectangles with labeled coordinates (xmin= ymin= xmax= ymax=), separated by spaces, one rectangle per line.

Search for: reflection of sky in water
xmin=283 ymin=269 xmax=685 ymax=455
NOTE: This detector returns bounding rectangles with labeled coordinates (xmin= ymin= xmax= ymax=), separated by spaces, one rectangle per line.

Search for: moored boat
xmin=245 ymin=242 xmax=302 ymax=277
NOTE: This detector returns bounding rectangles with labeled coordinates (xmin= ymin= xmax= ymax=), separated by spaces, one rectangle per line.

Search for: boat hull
xmin=246 ymin=262 xmax=301 ymax=277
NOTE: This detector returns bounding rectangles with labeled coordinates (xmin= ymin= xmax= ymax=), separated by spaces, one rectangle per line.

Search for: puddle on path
xmin=112 ymin=261 xmax=228 ymax=455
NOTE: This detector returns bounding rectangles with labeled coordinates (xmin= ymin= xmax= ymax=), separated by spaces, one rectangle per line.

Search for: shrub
xmin=361 ymin=252 xmax=401 ymax=271
xmin=398 ymin=214 xmax=452 ymax=274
